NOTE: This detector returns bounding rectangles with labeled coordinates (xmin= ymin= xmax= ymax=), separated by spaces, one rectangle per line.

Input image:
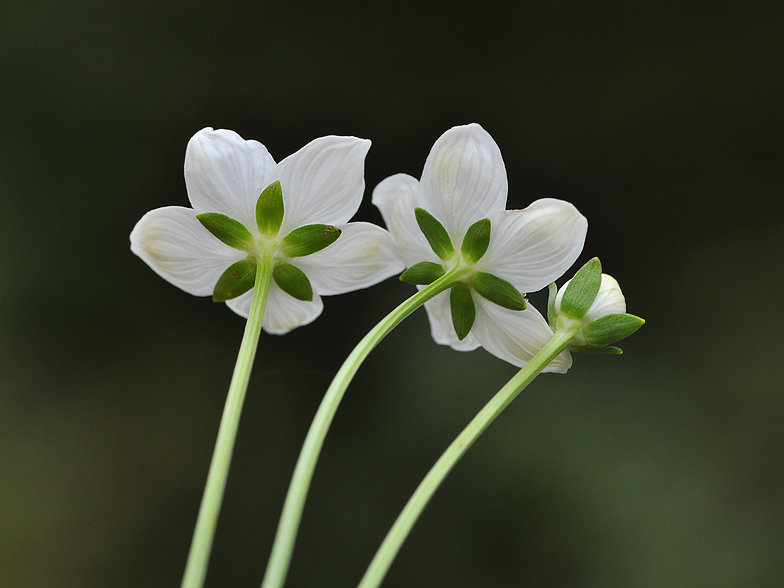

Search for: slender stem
xmin=181 ymin=249 xmax=276 ymax=588
xmin=356 ymin=326 xmax=578 ymax=588
xmin=260 ymin=269 xmax=470 ymax=588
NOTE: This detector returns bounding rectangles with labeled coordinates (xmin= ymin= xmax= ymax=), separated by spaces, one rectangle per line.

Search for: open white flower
xmin=372 ymin=123 xmax=587 ymax=372
xmin=131 ymin=127 xmax=405 ymax=334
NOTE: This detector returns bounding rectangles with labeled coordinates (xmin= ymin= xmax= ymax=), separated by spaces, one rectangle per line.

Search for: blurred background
xmin=1 ymin=0 xmax=783 ymax=586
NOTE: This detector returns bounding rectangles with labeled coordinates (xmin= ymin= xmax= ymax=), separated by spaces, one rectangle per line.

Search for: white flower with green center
xmin=130 ymin=127 xmax=405 ymax=333
xmin=372 ymin=123 xmax=587 ymax=372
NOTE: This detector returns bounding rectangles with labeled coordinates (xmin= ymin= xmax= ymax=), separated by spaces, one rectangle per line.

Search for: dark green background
xmin=2 ymin=1 xmax=783 ymax=586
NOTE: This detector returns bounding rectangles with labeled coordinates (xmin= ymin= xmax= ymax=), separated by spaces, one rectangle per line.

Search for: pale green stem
xmin=356 ymin=325 xmax=579 ymax=588
xmin=260 ymin=268 xmax=470 ymax=588
xmin=181 ymin=249 xmax=276 ymax=588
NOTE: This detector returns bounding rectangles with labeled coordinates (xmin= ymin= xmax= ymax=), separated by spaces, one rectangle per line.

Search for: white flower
xmin=372 ymin=123 xmax=587 ymax=372
xmin=131 ymin=127 xmax=405 ymax=334
xmin=555 ymin=274 xmax=625 ymax=322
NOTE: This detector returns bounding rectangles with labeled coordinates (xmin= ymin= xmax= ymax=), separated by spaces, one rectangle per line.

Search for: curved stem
xmin=356 ymin=327 xmax=577 ymax=588
xmin=181 ymin=249 xmax=276 ymax=588
xmin=260 ymin=269 xmax=469 ymax=588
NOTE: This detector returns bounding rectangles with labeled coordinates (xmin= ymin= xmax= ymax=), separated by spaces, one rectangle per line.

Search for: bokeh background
xmin=2 ymin=1 xmax=783 ymax=587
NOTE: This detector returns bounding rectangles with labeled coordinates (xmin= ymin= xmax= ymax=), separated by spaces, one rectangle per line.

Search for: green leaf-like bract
xmin=400 ymin=262 xmax=445 ymax=285
xmin=450 ymin=285 xmax=476 ymax=340
xmin=273 ymin=263 xmax=313 ymax=301
xmin=560 ymin=257 xmax=602 ymax=319
xmin=282 ymin=224 xmax=341 ymax=258
xmin=213 ymin=258 xmax=257 ymax=302
xmin=197 ymin=213 xmax=254 ymax=252
xmin=571 ymin=345 xmax=623 ymax=354
xmin=473 ymin=271 xmax=526 ymax=311
xmin=583 ymin=313 xmax=645 ymax=346
xmin=414 ymin=208 xmax=455 ymax=260
xmin=547 ymin=282 xmax=558 ymax=328
xmin=256 ymin=180 xmax=285 ymax=236
xmin=461 ymin=218 xmax=491 ymax=264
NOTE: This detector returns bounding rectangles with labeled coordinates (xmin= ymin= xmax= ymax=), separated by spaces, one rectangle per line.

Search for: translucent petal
xmin=130 ymin=206 xmax=245 ymax=296
xmin=472 ymin=297 xmax=572 ymax=372
xmin=371 ymin=173 xmax=436 ymax=266
xmin=419 ymin=123 xmax=508 ymax=242
xmin=225 ymin=281 xmax=324 ymax=334
xmin=296 ymin=222 xmax=405 ymax=296
xmin=422 ymin=290 xmax=482 ymax=351
xmin=185 ymin=128 xmax=276 ymax=231
xmin=276 ymin=136 xmax=371 ymax=233
xmin=584 ymin=274 xmax=626 ymax=322
xmin=477 ymin=199 xmax=587 ymax=293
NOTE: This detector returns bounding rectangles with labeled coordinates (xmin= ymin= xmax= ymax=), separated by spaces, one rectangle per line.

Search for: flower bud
xmin=550 ymin=269 xmax=644 ymax=353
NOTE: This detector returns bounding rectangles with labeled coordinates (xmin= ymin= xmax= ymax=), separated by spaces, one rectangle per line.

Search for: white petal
xmin=276 ymin=136 xmax=371 ymax=233
xmin=130 ymin=206 xmax=245 ymax=296
xmin=226 ymin=281 xmax=324 ymax=334
xmin=296 ymin=222 xmax=406 ymax=296
xmin=472 ymin=297 xmax=572 ymax=373
xmin=419 ymin=123 xmax=508 ymax=241
xmin=478 ymin=199 xmax=587 ymax=293
xmin=184 ymin=128 xmax=276 ymax=230
xmin=584 ymin=274 xmax=626 ymax=322
xmin=372 ymin=173 xmax=437 ymax=266
xmin=422 ymin=290 xmax=482 ymax=351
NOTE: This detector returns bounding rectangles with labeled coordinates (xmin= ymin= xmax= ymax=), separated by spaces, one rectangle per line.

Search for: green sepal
xmin=461 ymin=218 xmax=491 ymax=264
xmin=256 ymin=180 xmax=285 ymax=236
xmin=571 ymin=345 xmax=624 ymax=355
xmin=212 ymin=257 xmax=257 ymax=302
xmin=473 ymin=272 xmax=526 ymax=311
xmin=273 ymin=263 xmax=313 ymax=301
xmin=400 ymin=262 xmax=445 ymax=285
xmin=547 ymin=282 xmax=558 ymax=328
xmin=583 ymin=313 xmax=645 ymax=347
xmin=450 ymin=285 xmax=476 ymax=340
xmin=560 ymin=257 xmax=602 ymax=319
xmin=414 ymin=208 xmax=455 ymax=260
xmin=197 ymin=213 xmax=254 ymax=252
xmin=281 ymin=224 xmax=341 ymax=258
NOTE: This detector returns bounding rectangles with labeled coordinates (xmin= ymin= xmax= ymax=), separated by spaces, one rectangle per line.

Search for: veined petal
xmin=296 ymin=222 xmax=405 ymax=296
xmin=130 ymin=206 xmax=245 ymax=296
xmin=472 ymin=297 xmax=572 ymax=372
xmin=478 ymin=199 xmax=587 ymax=293
xmin=419 ymin=123 xmax=508 ymax=241
xmin=372 ymin=173 xmax=436 ymax=266
xmin=185 ymin=128 xmax=276 ymax=230
xmin=422 ymin=290 xmax=482 ymax=352
xmin=226 ymin=281 xmax=324 ymax=334
xmin=276 ymin=136 xmax=371 ymax=233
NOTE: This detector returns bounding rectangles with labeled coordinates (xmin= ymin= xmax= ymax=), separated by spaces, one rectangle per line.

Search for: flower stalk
xmin=260 ymin=268 xmax=471 ymax=588
xmin=356 ymin=323 xmax=580 ymax=588
xmin=181 ymin=248 xmax=276 ymax=588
